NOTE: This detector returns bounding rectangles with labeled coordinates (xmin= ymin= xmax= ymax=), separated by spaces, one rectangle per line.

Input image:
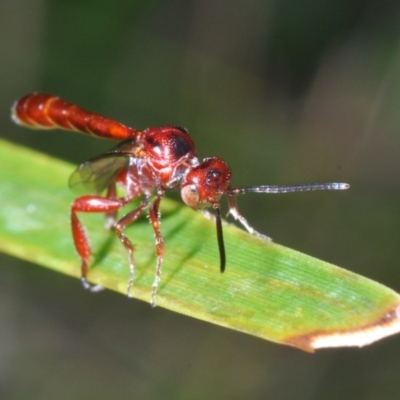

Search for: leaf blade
xmin=1 ymin=138 xmax=400 ymax=351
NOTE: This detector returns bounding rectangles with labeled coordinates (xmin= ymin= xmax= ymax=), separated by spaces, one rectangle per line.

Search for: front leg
xmin=227 ymin=195 xmax=271 ymax=241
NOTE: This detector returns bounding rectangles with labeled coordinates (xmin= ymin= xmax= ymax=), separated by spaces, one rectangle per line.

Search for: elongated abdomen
xmin=12 ymin=93 xmax=140 ymax=140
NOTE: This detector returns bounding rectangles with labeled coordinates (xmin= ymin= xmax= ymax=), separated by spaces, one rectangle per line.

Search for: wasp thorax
xmin=143 ymin=126 xmax=196 ymax=165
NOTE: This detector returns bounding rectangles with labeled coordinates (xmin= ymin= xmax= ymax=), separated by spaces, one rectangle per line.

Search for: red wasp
xmin=12 ymin=93 xmax=349 ymax=306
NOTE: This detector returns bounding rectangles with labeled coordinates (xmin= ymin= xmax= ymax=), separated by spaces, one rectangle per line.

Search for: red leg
xmin=148 ymin=191 xmax=165 ymax=307
xmin=71 ymin=195 xmax=126 ymax=290
xmin=114 ymin=196 xmax=150 ymax=297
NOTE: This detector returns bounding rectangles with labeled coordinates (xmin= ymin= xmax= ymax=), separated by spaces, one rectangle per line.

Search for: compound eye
xmin=181 ymin=184 xmax=200 ymax=208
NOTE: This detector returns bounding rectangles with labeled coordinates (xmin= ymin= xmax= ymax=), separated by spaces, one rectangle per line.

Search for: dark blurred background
xmin=1 ymin=0 xmax=400 ymax=398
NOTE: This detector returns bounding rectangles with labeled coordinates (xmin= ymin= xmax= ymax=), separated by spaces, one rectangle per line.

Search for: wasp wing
xmin=69 ymin=153 xmax=130 ymax=194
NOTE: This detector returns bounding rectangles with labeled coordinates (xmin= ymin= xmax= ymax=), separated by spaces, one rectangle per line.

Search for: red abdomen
xmin=12 ymin=93 xmax=140 ymax=140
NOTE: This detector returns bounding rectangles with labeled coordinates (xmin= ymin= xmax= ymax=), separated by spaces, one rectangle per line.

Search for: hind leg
xmin=71 ymin=195 xmax=127 ymax=290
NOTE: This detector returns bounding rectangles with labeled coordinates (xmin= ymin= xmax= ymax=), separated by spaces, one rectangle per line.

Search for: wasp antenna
xmin=213 ymin=204 xmax=226 ymax=273
xmin=228 ymin=182 xmax=350 ymax=196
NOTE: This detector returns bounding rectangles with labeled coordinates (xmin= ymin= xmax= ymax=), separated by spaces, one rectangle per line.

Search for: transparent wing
xmin=69 ymin=153 xmax=130 ymax=194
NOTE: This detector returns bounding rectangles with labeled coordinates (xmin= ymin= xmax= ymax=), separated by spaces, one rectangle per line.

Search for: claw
xmin=81 ymin=277 xmax=104 ymax=293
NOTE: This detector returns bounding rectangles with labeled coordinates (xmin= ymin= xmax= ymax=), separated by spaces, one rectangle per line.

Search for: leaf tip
xmin=285 ymin=304 xmax=400 ymax=351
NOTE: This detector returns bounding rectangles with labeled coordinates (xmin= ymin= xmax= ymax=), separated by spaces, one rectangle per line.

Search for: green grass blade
xmin=1 ymin=138 xmax=400 ymax=351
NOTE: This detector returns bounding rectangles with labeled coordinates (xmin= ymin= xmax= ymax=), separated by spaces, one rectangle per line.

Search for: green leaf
xmin=1 ymin=138 xmax=400 ymax=352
